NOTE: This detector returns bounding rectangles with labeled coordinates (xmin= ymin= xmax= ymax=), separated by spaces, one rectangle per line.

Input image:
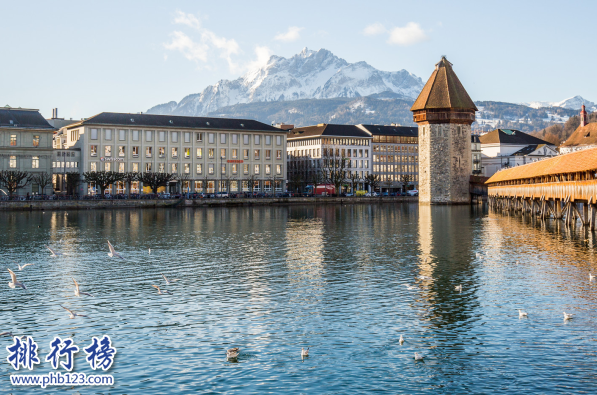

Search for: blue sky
xmin=1 ymin=0 xmax=595 ymax=119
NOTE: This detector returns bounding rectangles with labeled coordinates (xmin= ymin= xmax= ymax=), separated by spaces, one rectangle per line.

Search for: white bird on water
xmin=46 ymin=246 xmax=63 ymax=257
xmin=563 ymin=312 xmax=574 ymax=320
xmin=455 ymin=284 xmax=463 ymax=293
xmin=227 ymin=348 xmax=240 ymax=359
xmin=60 ymin=305 xmax=87 ymax=319
xmin=301 ymin=347 xmax=309 ymax=357
xmin=152 ymin=285 xmax=172 ymax=295
xmin=107 ymin=241 xmax=124 ymax=259
xmin=518 ymin=309 xmax=528 ymax=318
xmin=414 ymin=352 xmax=424 ymax=361
xmin=72 ymin=277 xmax=93 ymax=297
xmin=590 ymin=273 xmax=595 ymax=281
xmin=17 ymin=264 xmax=33 ymax=271
xmin=148 ymin=248 xmax=151 ymax=255
xmin=399 ymin=335 xmax=405 ymax=345
xmin=7 ymin=269 xmax=26 ymax=290
xmin=162 ymin=273 xmax=179 ymax=285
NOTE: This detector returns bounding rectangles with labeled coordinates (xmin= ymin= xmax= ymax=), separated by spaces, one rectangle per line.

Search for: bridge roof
xmin=486 ymin=147 xmax=597 ymax=184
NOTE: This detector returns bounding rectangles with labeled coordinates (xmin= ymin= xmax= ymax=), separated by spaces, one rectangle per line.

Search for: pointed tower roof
xmin=411 ymin=57 xmax=477 ymax=112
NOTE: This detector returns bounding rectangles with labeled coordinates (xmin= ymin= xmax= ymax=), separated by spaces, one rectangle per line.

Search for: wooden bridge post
xmin=583 ymin=202 xmax=589 ymax=227
xmin=556 ymin=198 xmax=562 ymax=219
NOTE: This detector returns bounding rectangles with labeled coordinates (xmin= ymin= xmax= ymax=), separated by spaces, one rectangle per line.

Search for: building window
xmin=197 ymin=148 xmax=202 ymax=158
xmin=265 ymin=149 xmax=271 ymax=160
xmin=208 ymin=149 xmax=214 ymax=159
xmin=243 ymin=149 xmax=249 ymax=159
xmin=132 ymin=146 xmax=139 ymax=157
xmin=243 ymin=164 xmax=249 ymax=174
xmin=159 ymin=147 xmax=165 ymax=158
xmin=33 ymin=135 xmax=40 ymax=147
xmin=145 ymin=163 xmax=152 ymax=172
xmin=276 ymin=135 xmax=282 ymax=146
xmin=146 ymin=147 xmax=152 ymax=158
xmin=196 ymin=164 xmax=202 ymax=174
xmin=220 ymin=133 xmax=227 ymax=144
xmin=276 ymin=150 xmax=282 ymax=160
xmin=208 ymin=133 xmax=215 ymax=144
xmin=105 ymin=129 xmax=112 ymax=140
xmin=184 ymin=148 xmax=190 ymax=159
xmin=104 ymin=146 xmax=112 ymax=157
xmin=254 ymin=164 xmax=260 ymax=174
xmin=184 ymin=132 xmax=190 ymax=143
xmin=232 ymin=163 xmax=238 ymax=174
xmin=171 ymin=131 xmax=178 ymax=143
xmin=172 ymin=147 xmax=178 ymax=158
xmin=196 ymin=132 xmax=203 ymax=142
xmin=9 ymin=155 xmax=16 ymax=168
xmin=220 ymin=148 xmax=226 ymax=158
xmin=105 ymin=162 xmax=111 ymax=171
xmin=221 ymin=164 xmax=226 ymax=175
xmin=208 ymin=164 xmax=214 ymax=174
xmin=254 ymin=135 xmax=261 ymax=145
xmin=132 ymin=130 xmax=139 ymax=141
xmin=232 ymin=149 xmax=238 ymax=159
xmin=265 ymin=164 xmax=271 ymax=175
xmin=243 ymin=134 xmax=249 ymax=145
xmin=118 ymin=162 xmax=125 ymax=173
xmin=265 ymin=135 xmax=271 ymax=145
xmin=159 ymin=131 xmax=165 ymax=142
xmin=90 ymin=129 xmax=98 ymax=140
xmin=119 ymin=130 xmax=126 ymax=141
xmin=254 ymin=149 xmax=260 ymax=160
xmin=90 ymin=162 xmax=97 ymax=172
xmin=158 ymin=163 xmax=165 ymax=173
xmin=90 ymin=145 xmax=98 ymax=156
xmin=232 ymin=134 xmax=238 ymax=144
xmin=118 ymin=146 xmax=125 ymax=157
xmin=184 ymin=163 xmax=190 ymax=174
xmin=145 ymin=130 xmax=152 ymax=142
xmin=132 ymin=163 xmax=139 ymax=172
xmin=276 ymin=164 xmax=282 ymax=174
xmin=10 ymin=135 xmax=16 ymax=146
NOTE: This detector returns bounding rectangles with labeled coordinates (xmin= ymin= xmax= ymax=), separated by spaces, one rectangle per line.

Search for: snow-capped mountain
xmin=147 ymin=48 xmax=423 ymax=116
xmin=523 ymin=95 xmax=596 ymax=111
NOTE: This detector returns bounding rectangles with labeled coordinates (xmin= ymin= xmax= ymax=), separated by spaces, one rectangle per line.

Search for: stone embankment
xmin=0 ymin=196 xmax=417 ymax=211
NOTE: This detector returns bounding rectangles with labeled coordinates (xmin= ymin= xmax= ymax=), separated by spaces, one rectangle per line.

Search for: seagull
xmin=107 ymin=240 xmax=124 ymax=259
xmin=152 ymin=285 xmax=172 ymax=295
xmin=518 ymin=309 xmax=528 ymax=318
xmin=7 ymin=269 xmax=26 ymax=290
xmin=227 ymin=348 xmax=240 ymax=359
xmin=162 ymin=273 xmax=179 ymax=285
xmin=17 ymin=264 xmax=33 ymax=271
xmin=455 ymin=284 xmax=463 ymax=292
xmin=46 ymin=246 xmax=63 ymax=257
xmin=563 ymin=312 xmax=574 ymax=320
xmin=301 ymin=347 xmax=309 ymax=357
xmin=399 ymin=335 xmax=405 ymax=345
xmin=414 ymin=352 xmax=424 ymax=361
xmin=590 ymin=273 xmax=595 ymax=281
xmin=148 ymin=248 xmax=151 ymax=255
xmin=72 ymin=277 xmax=93 ymax=297
xmin=516 ymin=260 xmax=520 ymax=265
xmin=60 ymin=305 xmax=87 ymax=319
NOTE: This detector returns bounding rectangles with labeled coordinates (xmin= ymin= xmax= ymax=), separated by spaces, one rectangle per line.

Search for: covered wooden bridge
xmin=486 ymin=148 xmax=597 ymax=229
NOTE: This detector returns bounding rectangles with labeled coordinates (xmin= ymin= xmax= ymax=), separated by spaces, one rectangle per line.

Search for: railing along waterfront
xmin=488 ymin=180 xmax=597 ymax=202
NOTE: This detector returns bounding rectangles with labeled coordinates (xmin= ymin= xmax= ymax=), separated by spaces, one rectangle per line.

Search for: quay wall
xmin=0 ymin=197 xmax=418 ymax=211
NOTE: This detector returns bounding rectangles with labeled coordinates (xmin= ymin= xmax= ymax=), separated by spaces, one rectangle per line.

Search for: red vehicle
xmin=315 ymin=185 xmax=335 ymax=196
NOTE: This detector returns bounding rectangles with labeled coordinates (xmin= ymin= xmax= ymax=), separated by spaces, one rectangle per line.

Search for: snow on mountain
xmin=147 ymin=48 xmax=423 ymax=116
xmin=523 ymin=95 xmax=596 ymax=111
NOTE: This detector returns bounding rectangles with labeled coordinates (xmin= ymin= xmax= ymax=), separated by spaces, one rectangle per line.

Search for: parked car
xmin=407 ymin=190 xmax=419 ymax=196
xmin=365 ymin=192 xmax=379 ymax=197
xmin=382 ymin=192 xmax=389 ymax=197
xmin=345 ymin=193 xmax=354 ymax=197
xmin=158 ymin=193 xmax=171 ymax=199
xmin=215 ymin=192 xmax=229 ymax=198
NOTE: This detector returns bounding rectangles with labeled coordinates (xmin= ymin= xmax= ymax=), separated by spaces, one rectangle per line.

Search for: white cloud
xmin=246 ymin=46 xmax=273 ymax=71
xmin=363 ymin=22 xmax=386 ymax=36
xmin=387 ymin=22 xmax=428 ymax=46
xmin=164 ymin=31 xmax=209 ymax=63
xmin=274 ymin=26 xmax=304 ymax=42
xmin=173 ymin=10 xmax=201 ymax=30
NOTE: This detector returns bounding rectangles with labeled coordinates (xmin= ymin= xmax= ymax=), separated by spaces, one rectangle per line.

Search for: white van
xmin=407 ymin=190 xmax=418 ymax=196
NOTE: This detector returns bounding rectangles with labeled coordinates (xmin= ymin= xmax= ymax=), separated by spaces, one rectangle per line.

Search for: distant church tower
xmin=580 ymin=104 xmax=588 ymax=127
xmin=410 ymin=57 xmax=477 ymax=205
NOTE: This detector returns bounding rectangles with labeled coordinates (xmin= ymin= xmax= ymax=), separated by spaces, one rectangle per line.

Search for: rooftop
xmin=0 ymin=107 xmax=55 ymax=130
xmin=479 ymin=129 xmax=554 ymax=145
xmin=410 ymin=57 xmax=477 ymax=112
xmin=560 ymin=123 xmax=597 ymax=147
xmin=288 ymin=124 xmax=371 ymax=140
xmin=358 ymin=124 xmax=418 ymax=137
xmin=486 ymin=147 xmax=597 ymax=184
xmin=66 ymin=112 xmax=284 ymax=132
xmin=510 ymin=144 xmax=549 ymax=156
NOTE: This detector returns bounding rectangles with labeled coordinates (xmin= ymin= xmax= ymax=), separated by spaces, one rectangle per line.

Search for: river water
xmin=1 ymin=204 xmax=597 ymax=394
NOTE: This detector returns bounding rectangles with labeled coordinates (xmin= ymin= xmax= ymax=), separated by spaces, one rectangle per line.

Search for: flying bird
xmin=518 ymin=309 xmax=528 ymax=318
xmin=60 ymin=305 xmax=87 ymax=319
xmin=107 ymin=240 xmax=124 ymax=259
xmin=46 ymin=246 xmax=63 ymax=257
xmin=414 ymin=352 xmax=424 ymax=361
xmin=301 ymin=347 xmax=309 ymax=357
xmin=7 ymin=269 xmax=26 ymax=290
xmin=152 ymin=285 xmax=172 ymax=295
xmin=399 ymin=335 xmax=405 ymax=345
xmin=17 ymin=264 xmax=33 ymax=271
xmin=72 ymin=277 xmax=93 ymax=297
xmin=227 ymin=348 xmax=240 ymax=359
xmin=563 ymin=312 xmax=574 ymax=320
xmin=0 ymin=332 xmax=14 ymax=338
xmin=161 ymin=273 xmax=179 ymax=285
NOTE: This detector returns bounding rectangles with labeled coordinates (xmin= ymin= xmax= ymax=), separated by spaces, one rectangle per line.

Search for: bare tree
xmin=176 ymin=172 xmax=192 ymax=194
xmin=364 ymin=174 xmax=381 ymax=195
xmin=122 ymin=172 xmax=138 ymax=196
xmin=246 ymin=174 xmax=258 ymax=195
xmin=137 ymin=172 xmax=175 ymax=194
xmin=349 ymin=172 xmax=361 ymax=195
xmin=202 ymin=174 xmax=211 ymax=194
xmin=399 ymin=174 xmax=413 ymax=193
xmin=65 ymin=172 xmax=81 ymax=196
xmin=32 ymin=172 xmax=52 ymax=196
xmin=83 ymin=171 xmax=125 ymax=196
xmin=308 ymin=168 xmax=325 ymax=196
xmin=0 ymin=170 xmax=33 ymax=198
xmin=323 ymin=152 xmax=350 ymax=196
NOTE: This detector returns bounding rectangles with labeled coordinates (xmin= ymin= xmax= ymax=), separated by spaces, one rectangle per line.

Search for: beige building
xmin=62 ymin=112 xmax=287 ymax=195
xmin=0 ymin=106 xmax=55 ymax=196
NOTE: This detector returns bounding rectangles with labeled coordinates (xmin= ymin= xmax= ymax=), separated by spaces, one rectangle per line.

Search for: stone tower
xmin=580 ymin=104 xmax=588 ymax=127
xmin=410 ymin=57 xmax=477 ymax=205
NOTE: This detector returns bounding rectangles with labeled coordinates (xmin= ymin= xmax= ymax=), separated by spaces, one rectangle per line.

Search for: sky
xmin=1 ymin=0 xmax=595 ymax=120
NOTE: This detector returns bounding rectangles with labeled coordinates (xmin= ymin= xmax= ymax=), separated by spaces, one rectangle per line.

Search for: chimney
xmin=52 ymin=108 xmax=58 ymax=119
xmin=580 ymin=104 xmax=588 ymax=127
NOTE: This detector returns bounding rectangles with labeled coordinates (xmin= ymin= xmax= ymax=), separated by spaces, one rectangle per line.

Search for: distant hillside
xmin=531 ymin=111 xmax=597 ymax=146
